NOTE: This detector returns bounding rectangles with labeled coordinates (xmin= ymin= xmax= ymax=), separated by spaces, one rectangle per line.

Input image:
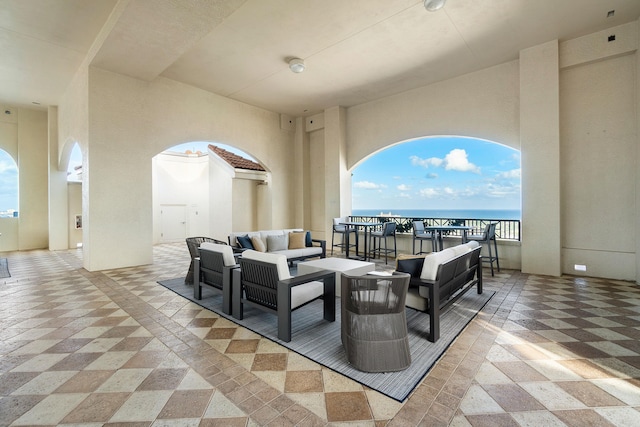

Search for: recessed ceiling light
xmin=289 ymin=58 xmax=305 ymax=73
xmin=424 ymin=0 xmax=446 ymax=12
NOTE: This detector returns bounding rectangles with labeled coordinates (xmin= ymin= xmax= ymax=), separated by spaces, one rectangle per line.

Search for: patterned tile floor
xmin=0 ymin=244 xmax=639 ymax=426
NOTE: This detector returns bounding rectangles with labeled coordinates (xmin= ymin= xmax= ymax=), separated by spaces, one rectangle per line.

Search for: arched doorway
xmin=152 ymin=142 xmax=270 ymax=244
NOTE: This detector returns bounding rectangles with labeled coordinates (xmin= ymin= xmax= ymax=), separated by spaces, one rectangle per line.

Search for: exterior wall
xmin=520 ymin=41 xmax=561 ymax=277
xmin=153 ymin=153 xmax=210 ymax=243
xmin=231 ymin=178 xmax=257 ymax=233
xmin=78 ymin=68 xmax=293 ymax=270
xmin=17 ymin=108 xmax=49 ymax=250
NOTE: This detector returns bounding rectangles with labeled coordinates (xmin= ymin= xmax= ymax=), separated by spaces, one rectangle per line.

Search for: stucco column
xmin=323 ymin=106 xmax=350 ymax=240
xmin=636 ymin=20 xmax=640 ymax=285
xmin=48 ymin=106 xmax=70 ymax=250
xmin=520 ymin=41 xmax=561 ymax=276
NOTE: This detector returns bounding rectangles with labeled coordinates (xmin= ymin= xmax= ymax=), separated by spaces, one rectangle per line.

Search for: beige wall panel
xmin=560 ymin=53 xmax=636 ymax=280
xmin=309 ymin=128 xmax=326 ymax=234
xmin=17 ymin=108 xmax=49 ymax=250
xmin=232 ymin=179 xmax=257 ymax=232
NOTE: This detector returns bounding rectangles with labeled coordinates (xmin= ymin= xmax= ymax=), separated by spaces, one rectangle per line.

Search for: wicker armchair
xmin=341 ymin=272 xmax=411 ymax=372
xmin=185 ymin=237 xmax=227 ymax=285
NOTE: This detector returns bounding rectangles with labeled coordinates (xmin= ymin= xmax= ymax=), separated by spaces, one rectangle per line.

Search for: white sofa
xmin=228 ymin=229 xmax=326 ymax=263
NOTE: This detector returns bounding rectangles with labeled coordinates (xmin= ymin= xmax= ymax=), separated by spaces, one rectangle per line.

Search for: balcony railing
xmin=349 ymin=215 xmax=521 ymax=241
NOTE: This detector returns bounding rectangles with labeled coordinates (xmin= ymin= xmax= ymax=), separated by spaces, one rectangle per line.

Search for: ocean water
xmin=352 ymin=209 xmax=521 ymax=220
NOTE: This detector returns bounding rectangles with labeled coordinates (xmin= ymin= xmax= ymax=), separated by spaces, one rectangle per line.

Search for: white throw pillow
xmin=465 ymin=240 xmax=480 ymax=250
xmin=241 ymin=250 xmax=292 ymax=280
xmin=199 ymin=242 xmax=236 ymax=267
xmin=451 ymin=244 xmax=471 ymax=257
xmin=420 ymin=248 xmax=456 ymax=281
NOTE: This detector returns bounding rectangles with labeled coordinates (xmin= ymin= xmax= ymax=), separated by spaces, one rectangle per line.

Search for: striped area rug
xmin=158 ymin=277 xmax=493 ymax=402
xmin=0 ymin=258 xmax=10 ymax=278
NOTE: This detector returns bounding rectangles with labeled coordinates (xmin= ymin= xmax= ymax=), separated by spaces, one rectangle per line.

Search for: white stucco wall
xmin=81 ymin=68 xmax=294 ymax=270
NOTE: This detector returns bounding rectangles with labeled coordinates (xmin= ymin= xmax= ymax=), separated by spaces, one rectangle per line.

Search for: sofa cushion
xmin=464 ymin=240 xmax=480 ymax=250
xmin=271 ymin=247 xmax=322 ymax=259
xmin=200 ymin=242 xmax=236 ymax=267
xmin=267 ymin=234 xmax=288 ymax=252
xmin=237 ymin=235 xmax=254 ymax=250
xmin=288 ymin=231 xmax=306 ymax=249
xmin=291 ymin=281 xmax=324 ymax=309
xmin=242 ymin=250 xmax=292 ymax=280
xmin=451 ymin=244 xmax=471 ymax=257
xmin=251 ymin=236 xmax=266 ymax=252
xmin=420 ymin=248 xmax=456 ymax=281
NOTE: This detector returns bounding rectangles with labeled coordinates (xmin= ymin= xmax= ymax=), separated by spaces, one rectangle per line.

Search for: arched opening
xmin=66 ymin=143 xmax=83 ymax=247
xmin=0 ymin=149 xmax=18 ymax=218
xmin=151 ymin=142 xmax=270 ymax=244
xmin=352 ymin=136 xmax=521 ymax=220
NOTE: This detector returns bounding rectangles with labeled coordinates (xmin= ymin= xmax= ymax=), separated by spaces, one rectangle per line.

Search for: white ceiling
xmin=2 ymin=0 xmax=639 ymax=116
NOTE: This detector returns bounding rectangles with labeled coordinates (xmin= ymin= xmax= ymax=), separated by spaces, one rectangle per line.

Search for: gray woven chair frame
xmin=341 ymin=272 xmax=412 ymax=372
xmin=185 ymin=237 xmax=227 ymax=285
xmin=194 ymin=248 xmax=238 ymax=315
xmin=232 ymin=258 xmax=336 ymax=342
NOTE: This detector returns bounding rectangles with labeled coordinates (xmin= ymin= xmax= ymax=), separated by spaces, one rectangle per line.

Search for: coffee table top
xmin=298 ymin=257 xmax=374 ymax=270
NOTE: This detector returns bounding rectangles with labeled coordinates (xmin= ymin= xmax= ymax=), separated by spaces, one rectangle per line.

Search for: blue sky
xmin=352 ymin=137 xmax=521 ymax=211
xmin=0 ymin=137 xmax=520 ymax=212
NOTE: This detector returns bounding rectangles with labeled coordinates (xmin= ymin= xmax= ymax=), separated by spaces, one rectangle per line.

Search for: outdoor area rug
xmin=158 ymin=277 xmax=494 ymax=402
xmin=0 ymin=258 xmax=10 ymax=278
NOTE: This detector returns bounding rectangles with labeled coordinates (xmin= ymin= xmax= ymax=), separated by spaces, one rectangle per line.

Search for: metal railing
xmin=349 ymin=215 xmax=521 ymax=241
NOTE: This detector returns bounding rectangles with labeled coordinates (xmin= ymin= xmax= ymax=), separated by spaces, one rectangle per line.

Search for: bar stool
xmin=369 ymin=222 xmax=397 ymax=264
xmin=467 ymin=222 xmax=500 ymax=276
xmin=412 ymin=220 xmax=437 ymax=254
xmin=331 ymin=217 xmax=358 ymax=255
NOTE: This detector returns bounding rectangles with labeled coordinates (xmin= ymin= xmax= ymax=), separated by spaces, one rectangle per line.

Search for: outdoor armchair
xmin=232 ymin=250 xmax=335 ymax=342
xmin=185 ymin=236 xmax=227 ymax=284
xmin=194 ymin=242 xmax=238 ymax=315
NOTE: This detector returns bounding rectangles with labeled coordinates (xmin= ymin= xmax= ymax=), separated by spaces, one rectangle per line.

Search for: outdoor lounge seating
xmin=396 ymin=241 xmax=482 ymax=342
xmin=194 ymin=242 xmax=238 ymax=315
xmin=231 ymin=250 xmax=336 ymax=342
xmin=185 ymin=236 xmax=227 ymax=285
xmin=341 ymin=272 xmax=412 ymax=372
xmin=228 ymin=229 xmax=326 ymax=264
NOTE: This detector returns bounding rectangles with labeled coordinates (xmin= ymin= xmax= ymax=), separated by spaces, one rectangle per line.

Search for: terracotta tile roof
xmin=209 ymin=144 xmax=265 ymax=171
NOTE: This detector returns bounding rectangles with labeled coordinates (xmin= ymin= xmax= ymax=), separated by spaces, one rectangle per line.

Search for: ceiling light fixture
xmin=424 ymin=0 xmax=446 ymax=12
xmin=289 ymin=58 xmax=305 ymax=73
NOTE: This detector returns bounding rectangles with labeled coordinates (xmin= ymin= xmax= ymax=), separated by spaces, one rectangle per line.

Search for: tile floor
xmin=0 ymin=244 xmax=639 ymax=426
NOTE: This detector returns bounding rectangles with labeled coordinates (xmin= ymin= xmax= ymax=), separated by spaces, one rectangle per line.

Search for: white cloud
xmin=426 ymin=173 xmax=438 ymax=179
xmin=397 ymin=184 xmax=410 ymax=191
xmin=443 ymin=149 xmax=480 ymax=173
xmin=398 ymin=192 xmax=411 ymax=198
xmin=419 ymin=188 xmax=440 ymax=198
xmin=354 ymin=180 xmax=387 ymax=189
xmin=496 ymin=168 xmax=521 ymax=179
xmin=410 ymin=155 xmax=442 ymax=168
xmin=0 ymin=160 xmax=17 ymax=174
xmin=411 ymin=149 xmax=479 ymax=174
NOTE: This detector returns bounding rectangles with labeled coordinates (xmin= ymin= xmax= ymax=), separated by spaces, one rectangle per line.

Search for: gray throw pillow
xmin=267 ymin=234 xmax=287 ymax=252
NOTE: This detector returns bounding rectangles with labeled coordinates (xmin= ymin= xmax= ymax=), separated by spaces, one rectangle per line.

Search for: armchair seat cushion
xmin=292 ymin=281 xmax=324 ymax=308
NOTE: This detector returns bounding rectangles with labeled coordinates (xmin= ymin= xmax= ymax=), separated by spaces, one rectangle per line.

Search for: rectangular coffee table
xmin=297 ymin=258 xmax=375 ymax=297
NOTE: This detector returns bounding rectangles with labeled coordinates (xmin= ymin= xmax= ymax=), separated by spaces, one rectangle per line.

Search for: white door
xmin=160 ymin=204 xmax=187 ymax=242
